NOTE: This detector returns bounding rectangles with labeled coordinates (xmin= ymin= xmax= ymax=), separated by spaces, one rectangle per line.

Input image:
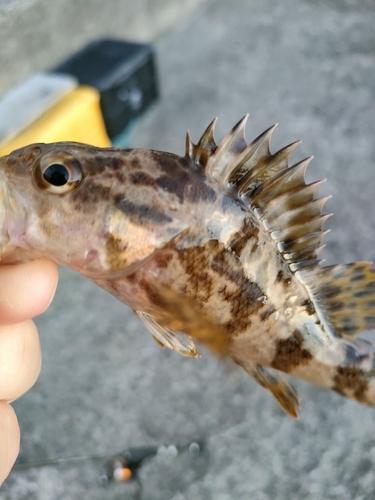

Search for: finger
xmin=0 ymin=402 xmax=20 ymax=485
xmin=0 ymin=258 xmax=58 ymax=325
xmin=0 ymin=320 xmax=41 ymax=402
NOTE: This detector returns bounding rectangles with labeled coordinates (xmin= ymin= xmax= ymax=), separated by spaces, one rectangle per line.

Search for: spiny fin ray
xmin=237 ymin=141 xmax=301 ymax=196
xmin=186 ymin=118 xmax=218 ymax=168
xmin=251 ymin=158 xmax=314 ymax=208
xmin=224 ymin=123 xmax=276 ymax=185
xmin=187 ymin=117 xmax=329 ymax=273
xmin=205 ymin=115 xmax=249 ymax=179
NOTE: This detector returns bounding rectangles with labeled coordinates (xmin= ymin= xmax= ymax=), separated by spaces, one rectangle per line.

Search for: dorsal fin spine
xmin=236 ymin=141 xmax=300 ymax=197
xmin=187 ymin=117 xmax=331 ymax=273
xmin=278 ymin=230 xmax=330 ymax=254
xmin=283 ymin=243 xmax=326 ymax=262
xmin=187 ymin=117 xmax=218 ymax=168
xmin=185 ymin=130 xmax=194 ymax=161
xmin=223 ymin=123 xmax=277 ymax=186
xmin=275 ymin=213 xmax=332 ymax=242
xmin=260 ymin=180 xmax=325 ymax=222
xmin=250 ymin=157 xmax=313 ymax=207
xmin=263 ymin=196 xmax=330 ymax=230
xmin=206 ymin=115 xmax=248 ymax=179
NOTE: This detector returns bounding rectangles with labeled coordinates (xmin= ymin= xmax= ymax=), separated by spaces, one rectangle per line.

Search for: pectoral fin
xmin=235 ymin=359 xmax=300 ymax=418
xmin=141 ymin=281 xmax=229 ymax=354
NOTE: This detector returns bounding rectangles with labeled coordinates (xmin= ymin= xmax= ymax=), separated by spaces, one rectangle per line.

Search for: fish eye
xmin=43 ymin=164 xmax=70 ymax=186
xmin=34 ymin=151 xmax=82 ymax=193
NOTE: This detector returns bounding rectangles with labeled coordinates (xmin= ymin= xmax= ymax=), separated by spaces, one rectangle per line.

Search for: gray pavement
xmin=0 ymin=0 xmax=206 ymax=95
xmin=1 ymin=0 xmax=375 ymax=499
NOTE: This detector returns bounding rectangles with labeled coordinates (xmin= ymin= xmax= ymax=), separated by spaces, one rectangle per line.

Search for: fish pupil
xmin=43 ymin=164 xmax=69 ymax=186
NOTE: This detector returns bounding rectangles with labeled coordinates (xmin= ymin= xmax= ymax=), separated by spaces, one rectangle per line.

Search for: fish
xmin=0 ymin=115 xmax=375 ymax=418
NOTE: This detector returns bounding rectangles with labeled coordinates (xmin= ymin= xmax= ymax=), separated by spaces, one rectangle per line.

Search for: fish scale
xmin=1 ymin=116 xmax=375 ymax=418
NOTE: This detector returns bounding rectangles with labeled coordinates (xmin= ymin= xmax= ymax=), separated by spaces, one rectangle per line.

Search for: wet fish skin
xmin=1 ymin=117 xmax=375 ymax=417
xmin=0 ymin=144 xmax=198 ymax=276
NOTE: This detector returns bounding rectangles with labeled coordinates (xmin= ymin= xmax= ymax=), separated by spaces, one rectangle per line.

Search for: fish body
xmin=1 ymin=116 xmax=374 ymax=417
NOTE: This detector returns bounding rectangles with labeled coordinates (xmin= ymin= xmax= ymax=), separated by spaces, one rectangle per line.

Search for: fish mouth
xmin=0 ymin=168 xmax=10 ymax=259
xmin=0 ymin=163 xmax=29 ymax=264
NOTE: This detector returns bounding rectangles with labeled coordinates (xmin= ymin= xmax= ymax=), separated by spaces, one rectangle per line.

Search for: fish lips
xmin=0 ymin=164 xmax=32 ymax=264
xmin=0 ymin=168 xmax=10 ymax=257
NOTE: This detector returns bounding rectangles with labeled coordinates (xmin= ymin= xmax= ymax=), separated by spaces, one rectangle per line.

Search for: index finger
xmin=0 ymin=258 xmax=58 ymax=325
xmin=0 ymin=402 xmax=20 ymax=485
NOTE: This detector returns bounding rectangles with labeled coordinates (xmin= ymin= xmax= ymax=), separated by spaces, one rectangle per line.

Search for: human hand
xmin=0 ymin=258 xmax=58 ymax=485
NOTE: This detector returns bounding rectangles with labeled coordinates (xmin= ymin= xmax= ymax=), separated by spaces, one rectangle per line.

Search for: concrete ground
xmin=2 ymin=0 xmax=375 ymax=499
xmin=0 ymin=0 xmax=207 ymax=95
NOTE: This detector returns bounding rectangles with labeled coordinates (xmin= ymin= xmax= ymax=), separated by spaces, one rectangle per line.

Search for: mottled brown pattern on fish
xmin=321 ymin=286 xmax=341 ymax=299
xmin=130 ymin=171 xmax=157 ymax=186
xmin=71 ymin=180 xmax=112 ymax=207
xmin=251 ymin=242 xmax=258 ymax=253
xmin=211 ymin=243 xmax=265 ymax=334
xmin=83 ymin=155 xmax=129 ymax=183
xmin=106 ymin=234 xmax=128 ymax=269
xmin=154 ymin=251 xmax=173 ymax=269
xmin=271 ymin=330 xmax=313 ymax=373
xmin=220 ymin=286 xmax=255 ymax=334
xmin=152 ymin=151 xmax=190 ymax=175
xmin=110 ymin=157 xmax=125 ymax=171
xmin=326 ymin=301 xmax=343 ymax=312
xmin=274 ymin=269 xmax=292 ymax=291
xmin=276 ymin=270 xmax=285 ymax=283
xmin=260 ymin=307 xmax=276 ymax=321
xmin=114 ymin=196 xmax=172 ymax=225
xmin=74 ymin=148 xmax=120 ymax=176
xmin=301 ymin=299 xmax=316 ymax=316
xmin=151 ymin=151 xmax=217 ymax=204
xmin=177 ymin=238 xmax=265 ymax=336
xmin=351 ymin=266 xmax=366 ymax=282
xmin=5 ymin=119 xmax=375 ymax=415
xmin=177 ymin=244 xmax=215 ymax=300
xmin=39 ymin=219 xmax=61 ymax=240
xmin=228 ymin=218 xmax=259 ymax=257
xmin=333 ymin=367 xmax=369 ymax=402
xmin=129 ymin=156 xmax=141 ymax=169
xmin=140 ymin=279 xmax=168 ymax=309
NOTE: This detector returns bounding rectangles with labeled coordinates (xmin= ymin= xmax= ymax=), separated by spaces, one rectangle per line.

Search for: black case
xmin=53 ymin=39 xmax=159 ymax=139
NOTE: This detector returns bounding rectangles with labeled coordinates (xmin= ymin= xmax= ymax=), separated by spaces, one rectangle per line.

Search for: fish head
xmin=0 ymin=142 xmax=193 ymax=278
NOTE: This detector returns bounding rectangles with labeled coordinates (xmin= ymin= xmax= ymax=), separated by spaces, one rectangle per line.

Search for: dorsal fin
xmin=298 ymin=262 xmax=375 ymax=338
xmin=223 ymin=124 xmax=276 ymax=186
xmin=205 ymin=115 xmax=248 ymax=179
xmin=186 ymin=118 xmax=375 ymax=344
xmin=186 ymin=117 xmax=330 ymax=273
xmin=186 ymin=117 xmax=218 ymax=169
xmin=236 ymin=141 xmax=301 ymax=196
